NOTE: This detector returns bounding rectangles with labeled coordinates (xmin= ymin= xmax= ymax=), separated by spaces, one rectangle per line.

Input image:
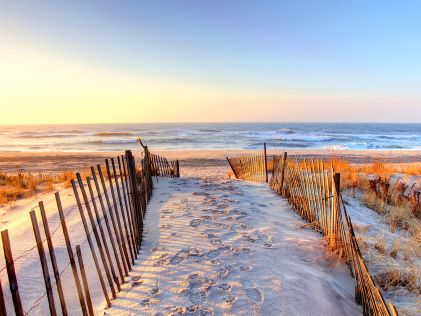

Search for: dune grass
xmin=0 ymin=172 xmax=75 ymax=206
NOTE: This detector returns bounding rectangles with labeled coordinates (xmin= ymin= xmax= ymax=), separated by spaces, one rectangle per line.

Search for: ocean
xmin=0 ymin=123 xmax=420 ymax=152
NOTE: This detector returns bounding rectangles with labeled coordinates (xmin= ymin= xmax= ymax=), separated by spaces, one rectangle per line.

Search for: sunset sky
xmin=1 ymin=1 xmax=420 ymax=124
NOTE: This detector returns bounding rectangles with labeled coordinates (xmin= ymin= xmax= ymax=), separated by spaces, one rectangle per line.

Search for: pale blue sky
xmin=1 ymin=1 xmax=420 ymax=123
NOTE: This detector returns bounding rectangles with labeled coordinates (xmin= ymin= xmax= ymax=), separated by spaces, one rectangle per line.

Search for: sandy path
xmin=104 ymin=176 xmax=360 ymax=315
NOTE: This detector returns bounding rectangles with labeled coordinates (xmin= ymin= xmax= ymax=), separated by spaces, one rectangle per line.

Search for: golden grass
xmin=326 ymin=159 xmax=421 ymax=298
xmin=374 ymin=263 xmax=420 ymax=292
xmin=0 ymin=167 xmax=117 ymax=206
xmin=359 ymin=236 xmax=421 ymax=293
xmin=0 ymin=172 xmax=78 ymax=206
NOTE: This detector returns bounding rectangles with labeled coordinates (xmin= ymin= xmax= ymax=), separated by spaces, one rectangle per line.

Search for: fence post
xmin=1 ymin=230 xmax=24 ymax=316
xmin=39 ymin=202 xmax=68 ymax=316
xmin=333 ymin=173 xmax=341 ymax=248
xmin=97 ymin=164 xmax=129 ymax=277
xmin=226 ymin=157 xmax=238 ymax=179
xmin=86 ymin=177 xmax=121 ymax=292
xmin=55 ymin=192 xmax=88 ymax=316
xmin=71 ymin=179 xmax=111 ymax=307
xmin=280 ymin=152 xmax=288 ymax=196
xmin=176 ymin=159 xmax=180 ymax=178
xmin=105 ymin=160 xmax=132 ymax=272
xmin=29 ymin=210 xmax=57 ymax=316
xmin=111 ymin=158 xmax=136 ymax=264
xmin=75 ymin=245 xmax=94 ymax=316
xmin=76 ymin=173 xmax=117 ymax=299
xmin=264 ymin=143 xmax=268 ymax=183
xmin=125 ymin=150 xmax=144 ymax=247
xmin=117 ymin=156 xmax=137 ymax=259
xmin=92 ymin=166 xmax=125 ymax=283
xmin=122 ymin=155 xmax=140 ymax=250
xmin=0 ymin=279 xmax=6 ymax=316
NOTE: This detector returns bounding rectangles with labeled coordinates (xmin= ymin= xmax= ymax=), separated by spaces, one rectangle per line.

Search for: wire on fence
xmin=1 ymin=148 xmax=163 ymax=316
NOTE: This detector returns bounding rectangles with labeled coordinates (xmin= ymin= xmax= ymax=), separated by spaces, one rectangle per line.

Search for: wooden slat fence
xmin=149 ymin=154 xmax=180 ymax=178
xmin=270 ymin=154 xmax=398 ymax=316
xmin=226 ymin=143 xmax=268 ymax=182
xmin=137 ymin=138 xmax=179 ymax=178
xmin=0 ymin=145 xmax=160 ymax=315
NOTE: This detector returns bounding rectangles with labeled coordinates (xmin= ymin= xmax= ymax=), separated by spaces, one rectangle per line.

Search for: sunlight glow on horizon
xmin=1 ymin=1 xmax=420 ymax=124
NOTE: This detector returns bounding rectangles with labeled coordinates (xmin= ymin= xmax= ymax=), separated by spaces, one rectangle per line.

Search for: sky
xmin=0 ymin=0 xmax=421 ymax=124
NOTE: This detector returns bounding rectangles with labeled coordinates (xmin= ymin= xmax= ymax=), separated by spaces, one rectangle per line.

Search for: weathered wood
xmin=55 ymin=192 xmax=88 ymax=316
xmin=111 ymin=158 xmax=136 ymax=264
xmin=75 ymin=245 xmax=94 ymax=316
xmin=71 ymin=179 xmax=111 ymax=307
xmin=81 ymin=175 xmax=118 ymax=296
xmin=280 ymin=152 xmax=287 ymax=196
xmin=91 ymin=166 xmax=125 ymax=283
xmin=39 ymin=201 xmax=68 ymax=316
xmin=125 ymin=151 xmax=144 ymax=246
xmin=1 ymin=230 xmax=23 ymax=316
xmin=29 ymin=210 xmax=57 ymax=316
xmin=122 ymin=155 xmax=140 ymax=249
xmin=75 ymin=172 xmax=116 ymax=299
xmin=118 ymin=156 xmax=137 ymax=258
xmin=268 ymin=158 xmax=394 ymax=316
xmin=263 ymin=144 xmax=268 ymax=182
xmin=0 ymin=279 xmax=7 ymax=316
xmin=97 ymin=164 xmax=129 ymax=277
xmin=226 ymin=157 xmax=238 ymax=179
xmin=105 ymin=160 xmax=131 ymax=271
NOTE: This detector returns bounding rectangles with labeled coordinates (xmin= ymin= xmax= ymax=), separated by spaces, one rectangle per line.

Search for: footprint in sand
xmin=192 ymin=192 xmax=210 ymax=196
xmin=205 ymin=246 xmax=231 ymax=259
xmin=131 ymin=276 xmax=143 ymax=287
xmin=245 ymin=287 xmax=263 ymax=304
xmin=240 ymin=265 xmax=251 ymax=272
xmin=132 ymin=280 xmax=143 ymax=287
xmin=160 ymin=305 xmax=186 ymax=315
xmin=189 ymin=291 xmax=206 ymax=304
xmin=190 ymin=218 xmax=205 ymax=227
xmin=242 ymin=234 xmax=257 ymax=243
xmin=151 ymin=286 xmax=160 ymax=296
xmin=210 ymin=239 xmax=222 ymax=246
xmin=218 ymin=283 xmax=231 ymax=291
xmin=216 ymin=266 xmax=234 ymax=279
xmin=186 ymin=305 xmax=214 ymax=315
xmin=207 ymin=282 xmax=235 ymax=306
xmin=155 ymin=253 xmax=170 ymax=266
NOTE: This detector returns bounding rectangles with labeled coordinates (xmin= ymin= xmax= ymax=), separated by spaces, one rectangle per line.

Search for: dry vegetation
xmin=322 ymin=159 xmax=421 ymax=308
xmin=0 ymin=166 xmax=118 ymax=207
xmin=0 ymin=172 xmax=75 ymax=206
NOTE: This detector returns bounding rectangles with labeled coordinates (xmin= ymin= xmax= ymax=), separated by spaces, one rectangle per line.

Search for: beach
xmin=0 ymin=149 xmax=420 ymax=174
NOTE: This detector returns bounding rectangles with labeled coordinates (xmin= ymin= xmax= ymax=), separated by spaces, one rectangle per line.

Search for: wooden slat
xmin=111 ymin=158 xmax=136 ymax=263
xmin=98 ymin=164 xmax=129 ymax=277
xmin=0 ymin=279 xmax=7 ymax=316
xmin=75 ymin=245 xmax=94 ymax=316
xmin=1 ymin=230 xmax=23 ymax=316
xmin=91 ymin=166 xmax=125 ymax=284
xmin=71 ymin=179 xmax=111 ymax=307
xmin=105 ymin=160 xmax=131 ymax=271
xmin=29 ymin=210 xmax=57 ymax=316
xmin=39 ymin=201 xmax=68 ymax=316
xmin=55 ymin=192 xmax=88 ymax=316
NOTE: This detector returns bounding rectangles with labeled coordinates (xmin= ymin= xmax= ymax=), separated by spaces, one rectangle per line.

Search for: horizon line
xmin=1 ymin=121 xmax=421 ymax=126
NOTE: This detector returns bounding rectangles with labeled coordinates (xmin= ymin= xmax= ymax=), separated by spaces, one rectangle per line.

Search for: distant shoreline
xmin=0 ymin=149 xmax=420 ymax=173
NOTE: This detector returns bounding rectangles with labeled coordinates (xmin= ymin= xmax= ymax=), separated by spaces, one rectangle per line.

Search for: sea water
xmin=0 ymin=122 xmax=420 ymax=152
